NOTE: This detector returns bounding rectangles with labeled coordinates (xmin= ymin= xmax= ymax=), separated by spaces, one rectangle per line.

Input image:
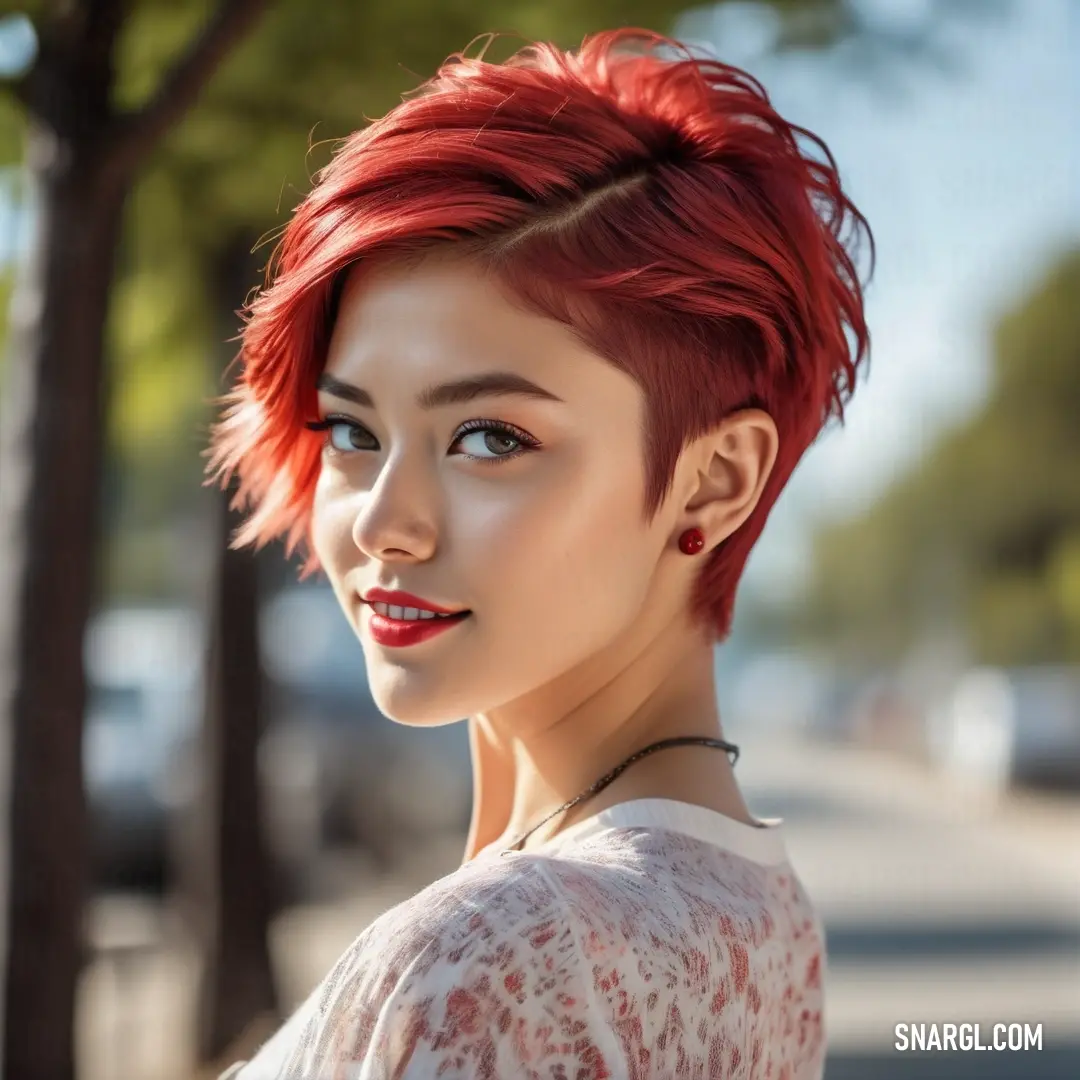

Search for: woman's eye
xmin=306 ymin=416 xmax=536 ymax=463
xmin=311 ymin=420 xmax=376 ymax=453
xmin=332 ymin=422 xmax=372 ymax=452
xmin=455 ymin=428 xmax=523 ymax=459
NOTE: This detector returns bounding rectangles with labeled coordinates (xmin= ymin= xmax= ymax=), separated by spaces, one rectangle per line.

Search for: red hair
xmin=205 ymin=28 xmax=872 ymax=641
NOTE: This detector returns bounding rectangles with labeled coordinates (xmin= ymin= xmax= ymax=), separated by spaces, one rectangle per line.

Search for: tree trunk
xmin=0 ymin=4 xmax=271 ymax=1075
xmin=0 ymin=122 xmax=128 ymax=1080
xmin=191 ymin=232 xmax=281 ymax=1064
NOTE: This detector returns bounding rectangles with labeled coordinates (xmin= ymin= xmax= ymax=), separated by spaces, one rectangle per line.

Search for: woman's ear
xmin=680 ymin=409 xmax=778 ymax=546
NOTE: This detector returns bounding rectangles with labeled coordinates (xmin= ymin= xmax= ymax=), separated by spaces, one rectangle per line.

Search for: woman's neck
xmin=462 ymin=624 xmax=731 ymax=861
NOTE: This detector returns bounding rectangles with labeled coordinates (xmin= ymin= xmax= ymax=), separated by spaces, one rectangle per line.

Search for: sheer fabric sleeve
xmin=314 ymin=858 xmax=627 ymax=1079
xmin=219 ymin=834 xmax=818 ymax=1078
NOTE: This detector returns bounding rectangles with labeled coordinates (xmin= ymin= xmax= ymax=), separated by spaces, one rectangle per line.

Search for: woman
xmin=210 ymin=26 xmax=872 ymax=1079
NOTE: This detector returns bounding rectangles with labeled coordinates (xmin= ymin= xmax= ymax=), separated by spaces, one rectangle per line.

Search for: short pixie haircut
xmin=206 ymin=28 xmax=872 ymax=642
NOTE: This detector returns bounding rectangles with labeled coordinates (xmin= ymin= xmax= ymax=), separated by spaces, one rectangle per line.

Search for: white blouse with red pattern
xmin=221 ymin=798 xmax=825 ymax=1079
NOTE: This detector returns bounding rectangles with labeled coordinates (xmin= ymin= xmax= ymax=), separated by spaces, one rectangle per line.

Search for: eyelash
xmin=303 ymin=414 xmax=542 ymax=466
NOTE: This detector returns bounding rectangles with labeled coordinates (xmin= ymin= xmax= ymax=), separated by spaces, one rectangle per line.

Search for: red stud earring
xmin=678 ymin=527 xmax=706 ymax=555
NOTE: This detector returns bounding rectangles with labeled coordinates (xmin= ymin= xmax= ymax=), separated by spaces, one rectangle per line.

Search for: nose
xmin=350 ymin=451 xmax=439 ymax=563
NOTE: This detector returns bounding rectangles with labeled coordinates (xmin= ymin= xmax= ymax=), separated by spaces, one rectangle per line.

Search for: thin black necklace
xmin=499 ymin=735 xmax=740 ymax=856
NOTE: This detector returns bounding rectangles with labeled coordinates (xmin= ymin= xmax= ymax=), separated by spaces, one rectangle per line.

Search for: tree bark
xmin=191 ymin=232 xmax=281 ymax=1064
xmin=0 ymin=4 xmax=270 ymax=1076
xmin=0 ymin=121 xmax=128 ymax=1080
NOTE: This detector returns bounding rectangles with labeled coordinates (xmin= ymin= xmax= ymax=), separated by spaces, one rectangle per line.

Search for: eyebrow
xmin=315 ymin=370 xmax=565 ymax=410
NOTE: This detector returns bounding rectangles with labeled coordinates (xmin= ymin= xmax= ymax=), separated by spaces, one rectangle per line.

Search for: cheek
xmin=359 ymin=462 xmax=656 ymax=722
xmin=309 ymin=473 xmax=354 ymax=579
xmin=458 ymin=460 xmax=651 ymax=624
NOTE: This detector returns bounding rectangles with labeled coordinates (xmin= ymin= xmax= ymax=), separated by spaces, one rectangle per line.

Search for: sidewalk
xmin=740 ymin=734 xmax=1080 ymax=895
xmin=740 ymin=736 xmax=1080 ymax=1059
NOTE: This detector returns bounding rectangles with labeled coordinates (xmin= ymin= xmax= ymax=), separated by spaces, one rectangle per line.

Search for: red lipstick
xmin=361 ymin=587 xmax=471 ymax=648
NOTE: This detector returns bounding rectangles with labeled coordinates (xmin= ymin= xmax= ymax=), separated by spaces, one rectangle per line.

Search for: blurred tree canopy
xmin=799 ymin=246 xmax=1080 ymax=667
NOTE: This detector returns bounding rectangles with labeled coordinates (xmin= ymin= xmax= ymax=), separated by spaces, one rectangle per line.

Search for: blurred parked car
xmin=725 ymin=649 xmax=826 ymax=737
xmin=848 ymin=677 xmax=927 ymax=759
xmin=83 ymin=608 xmax=201 ymax=889
xmin=927 ymin=665 xmax=1080 ymax=793
xmin=259 ymin=585 xmax=473 ymax=867
xmin=805 ymin=672 xmax=881 ymax=744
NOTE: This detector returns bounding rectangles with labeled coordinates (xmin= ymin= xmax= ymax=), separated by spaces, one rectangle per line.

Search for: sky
xmin=692 ymin=0 xmax=1080 ymax=599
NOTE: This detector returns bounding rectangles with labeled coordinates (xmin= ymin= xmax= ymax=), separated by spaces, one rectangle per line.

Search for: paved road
xmin=734 ymin=735 xmax=1080 ymax=1080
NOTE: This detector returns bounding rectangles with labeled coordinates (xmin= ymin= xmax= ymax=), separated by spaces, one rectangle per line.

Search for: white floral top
xmin=221 ymin=799 xmax=825 ymax=1079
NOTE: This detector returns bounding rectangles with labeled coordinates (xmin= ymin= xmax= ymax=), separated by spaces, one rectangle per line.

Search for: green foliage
xmin=801 ymin=247 xmax=1080 ymax=665
xmin=127 ymin=0 xmax=700 ymax=247
xmin=0 ymin=89 xmax=24 ymax=163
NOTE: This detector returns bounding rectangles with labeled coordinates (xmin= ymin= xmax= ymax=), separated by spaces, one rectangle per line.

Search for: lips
xmin=365 ymin=605 xmax=470 ymax=648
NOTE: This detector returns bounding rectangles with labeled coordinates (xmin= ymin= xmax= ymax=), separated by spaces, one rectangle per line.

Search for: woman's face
xmin=310 ymin=254 xmax=680 ymax=725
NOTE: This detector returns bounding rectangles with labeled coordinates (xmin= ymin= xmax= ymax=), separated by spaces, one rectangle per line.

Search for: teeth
xmin=372 ymin=602 xmax=454 ymax=621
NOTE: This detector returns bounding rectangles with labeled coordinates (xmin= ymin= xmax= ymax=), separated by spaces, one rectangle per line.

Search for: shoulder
xmin=347 ymin=853 xmax=580 ymax=1003
xmin=229 ymin=838 xmax=821 ymax=1079
xmin=241 ymin=853 xmax=619 ymax=1079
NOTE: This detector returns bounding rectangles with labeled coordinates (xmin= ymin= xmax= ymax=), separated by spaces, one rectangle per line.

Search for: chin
xmin=368 ymin=674 xmax=472 ymax=727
